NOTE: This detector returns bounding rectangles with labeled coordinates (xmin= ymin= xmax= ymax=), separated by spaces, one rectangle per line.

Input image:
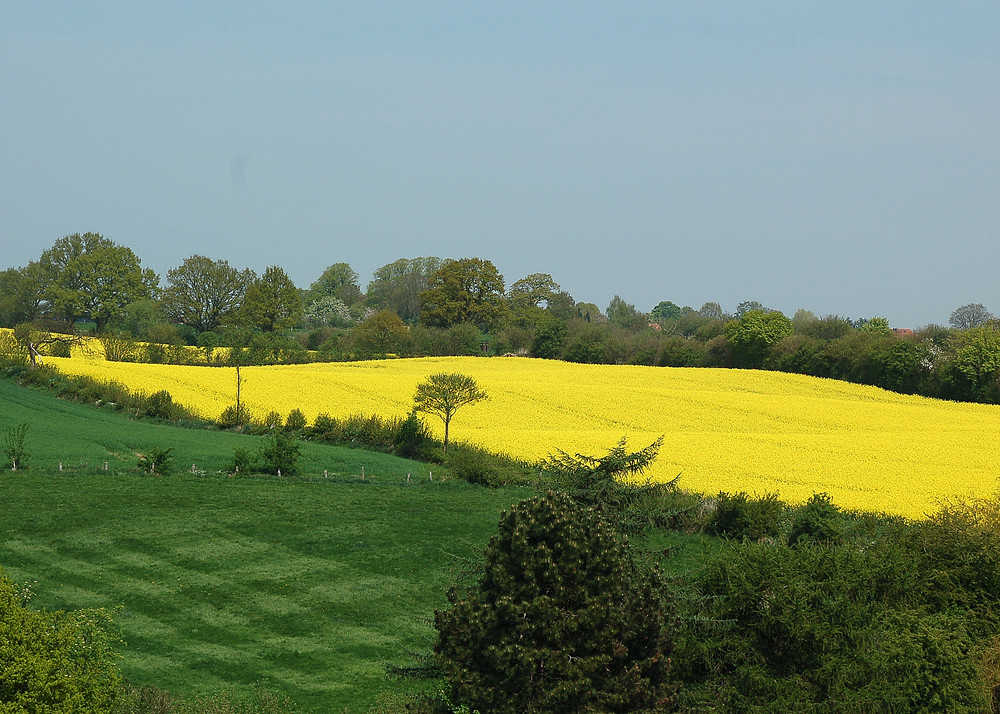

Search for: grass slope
xmin=0 ymin=380 xmax=529 ymax=711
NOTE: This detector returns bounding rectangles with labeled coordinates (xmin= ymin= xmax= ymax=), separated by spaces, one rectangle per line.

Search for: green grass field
xmin=0 ymin=380 xmax=530 ymax=711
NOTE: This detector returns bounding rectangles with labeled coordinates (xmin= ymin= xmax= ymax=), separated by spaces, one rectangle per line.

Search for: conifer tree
xmin=435 ymin=491 xmax=677 ymax=713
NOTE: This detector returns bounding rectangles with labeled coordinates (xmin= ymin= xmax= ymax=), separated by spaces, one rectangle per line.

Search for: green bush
xmin=435 ymin=491 xmax=677 ymax=713
xmin=285 ymin=408 xmax=307 ymax=431
xmin=443 ymin=444 xmax=502 ymax=486
xmin=218 ymin=404 xmax=252 ymax=428
xmin=138 ymin=446 xmax=175 ymax=475
xmin=684 ymin=540 xmax=987 ymax=712
xmin=788 ymin=492 xmax=843 ymax=546
xmin=225 ymin=447 xmax=256 ymax=475
xmin=394 ymin=410 xmax=434 ymax=460
xmin=143 ymin=390 xmax=179 ymax=421
xmin=261 ymin=411 xmax=284 ymax=429
xmin=4 ymin=422 xmax=29 ymax=471
xmin=0 ymin=567 xmax=122 ymax=711
xmin=705 ymin=491 xmax=783 ymax=541
xmin=260 ymin=431 xmax=300 ymax=476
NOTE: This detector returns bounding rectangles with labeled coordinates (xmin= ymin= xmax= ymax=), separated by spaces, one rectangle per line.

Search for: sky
xmin=3 ymin=2 xmax=999 ymax=328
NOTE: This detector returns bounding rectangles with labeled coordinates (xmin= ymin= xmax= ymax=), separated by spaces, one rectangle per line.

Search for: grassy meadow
xmin=45 ymin=353 xmax=1000 ymax=517
xmin=0 ymin=380 xmax=528 ymax=711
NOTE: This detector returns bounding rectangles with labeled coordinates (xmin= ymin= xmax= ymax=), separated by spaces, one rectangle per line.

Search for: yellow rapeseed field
xmin=40 ymin=350 xmax=1000 ymax=518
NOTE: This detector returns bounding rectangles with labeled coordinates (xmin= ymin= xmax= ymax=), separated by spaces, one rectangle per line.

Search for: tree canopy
xmin=38 ymin=233 xmax=158 ymax=330
xmin=413 ymin=372 xmax=488 ymax=450
xmin=309 ymin=262 xmax=363 ymax=306
xmin=238 ymin=265 xmax=302 ymax=333
xmin=366 ymin=257 xmax=444 ymax=323
xmin=160 ymin=255 xmax=255 ymax=332
xmin=419 ymin=258 xmax=509 ymax=332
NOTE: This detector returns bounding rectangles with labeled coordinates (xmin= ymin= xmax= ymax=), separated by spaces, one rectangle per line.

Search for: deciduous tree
xmin=238 ymin=266 xmax=302 ymax=333
xmin=419 ymin=258 xmax=509 ymax=332
xmin=349 ymin=310 xmax=408 ymax=357
xmin=725 ymin=309 xmax=793 ymax=368
xmin=413 ymin=372 xmax=487 ymax=450
xmin=606 ymin=295 xmax=646 ymax=330
xmin=950 ymin=303 xmax=995 ymax=330
xmin=309 ymin=262 xmax=363 ymax=306
xmin=366 ymin=257 xmax=444 ymax=323
xmin=160 ymin=255 xmax=255 ymax=332
xmin=39 ymin=234 xmax=157 ymax=330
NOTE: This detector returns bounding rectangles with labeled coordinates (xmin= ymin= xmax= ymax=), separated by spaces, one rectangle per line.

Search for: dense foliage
xmin=435 ymin=491 xmax=677 ymax=713
xmin=5 ymin=235 xmax=1000 ymax=406
xmin=0 ymin=567 xmax=122 ymax=711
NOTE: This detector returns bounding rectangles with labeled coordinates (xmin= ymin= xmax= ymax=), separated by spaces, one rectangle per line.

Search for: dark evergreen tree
xmin=435 ymin=491 xmax=677 ymax=713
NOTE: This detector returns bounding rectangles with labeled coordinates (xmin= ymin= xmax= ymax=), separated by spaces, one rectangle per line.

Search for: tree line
xmin=3 ymin=232 xmax=999 ymax=404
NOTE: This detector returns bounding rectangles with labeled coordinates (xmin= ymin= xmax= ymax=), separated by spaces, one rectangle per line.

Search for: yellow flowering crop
xmin=43 ymin=351 xmax=1000 ymax=518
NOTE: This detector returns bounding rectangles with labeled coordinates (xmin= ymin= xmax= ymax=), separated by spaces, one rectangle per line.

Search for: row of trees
xmin=4 ymin=232 xmax=999 ymax=403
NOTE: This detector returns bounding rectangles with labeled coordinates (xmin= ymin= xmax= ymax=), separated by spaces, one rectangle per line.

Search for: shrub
xmin=143 ymin=390 xmax=178 ymax=421
xmin=788 ymin=492 xmax=843 ymax=546
xmin=262 ymin=410 xmax=284 ymax=430
xmin=285 ymin=408 xmax=307 ymax=431
xmin=260 ymin=431 xmax=300 ymax=476
xmin=225 ymin=447 xmax=256 ymax=475
xmin=137 ymin=446 xmax=175 ymax=475
xmin=687 ymin=541 xmax=986 ymax=712
xmin=311 ymin=412 xmax=336 ymax=437
xmin=443 ymin=444 xmax=502 ymax=486
xmin=394 ymin=410 xmax=434 ymax=460
xmin=101 ymin=334 xmax=140 ymax=362
xmin=0 ymin=567 xmax=122 ymax=711
xmin=144 ymin=343 xmax=167 ymax=364
xmin=218 ymin=404 xmax=251 ymax=428
xmin=4 ymin=423 xmax=29 ymax=471
xmin=705 ymin=491 xmax=783 ymax=541
xmin=435 ymin=491 xmax=677 ymax=713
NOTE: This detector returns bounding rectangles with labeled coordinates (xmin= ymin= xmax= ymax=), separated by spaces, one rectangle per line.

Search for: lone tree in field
xmin=413 ymin=373 xmax=487 ymax=451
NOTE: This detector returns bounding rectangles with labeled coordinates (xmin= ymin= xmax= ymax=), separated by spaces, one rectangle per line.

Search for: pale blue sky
xmin=3 ymin=2 xmax=998 ymax=327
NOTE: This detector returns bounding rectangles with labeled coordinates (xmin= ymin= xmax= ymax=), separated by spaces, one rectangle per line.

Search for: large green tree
xmin=606 ymin=295 xmax=646 ymax=330
xmin=160 ymin=255 xmax=255 ymax=332
xmin=0 ymin=263 xmax=47 ymax=326
xmin=366 ymin=257 xmax=444 ymax=323
xmin=419 ymin=258 xmax=509 ymax=332
xmin=38 ymin=233 xmax=158 ymax=330
xmin=349 ymin=310 xmax=409 ymax=357
xmin=308 ymin=262 xmax=363 ymax=306
xmin=508 ymin=272 xmax=566 ymax=330
xmin=725 ymin=309 xmax=793 ymax=368
xmin=238 ymin=265 xmax=302 ymax=333
xmin=435 ymin=491 xmax=676 ymax=713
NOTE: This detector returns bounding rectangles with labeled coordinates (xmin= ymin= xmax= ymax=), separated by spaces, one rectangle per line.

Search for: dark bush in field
xmin=436 ymin=491 xmax=677 ymax=713
xmin=705 ymin=491 xmax=783 ymax=541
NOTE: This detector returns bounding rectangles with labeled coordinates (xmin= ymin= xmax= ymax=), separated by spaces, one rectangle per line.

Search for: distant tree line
xmin=3 ymin=232 xmax=999 ymax=403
